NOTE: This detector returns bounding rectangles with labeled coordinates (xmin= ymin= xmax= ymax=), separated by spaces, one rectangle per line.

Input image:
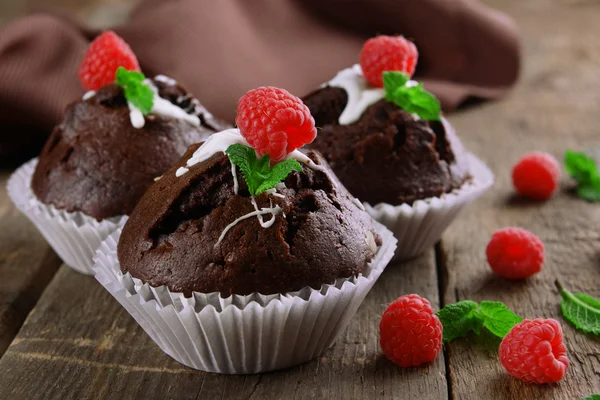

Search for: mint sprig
xmin=436 ymin=300 xmax=523 ymax=343
xmin=564 ymin=150 xmax=600 ymax=202
xmin=115 ymin=67 xmax=154 ymax=115
xmin=555 ymin=280 xmax=600 ymax=335
xmin=225 ymin=144 xmax=302 ymax=195
xmin=383 ymin=71 xmax=441 ymax=121
xmin=581 ymin=395 xmax=600 ymax=400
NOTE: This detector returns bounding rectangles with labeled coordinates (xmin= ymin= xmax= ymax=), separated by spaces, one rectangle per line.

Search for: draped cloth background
xmin=0 ymin=0 xmax=520 ymax=164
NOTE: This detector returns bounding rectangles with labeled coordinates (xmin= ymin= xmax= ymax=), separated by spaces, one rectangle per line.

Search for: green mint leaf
xmin=225 ymin=144 xmax=302 ymax=196
xmin=556 ymin=280 xmax=600 ymax=335
xmin=564 ymin=150 xmax=599 ymax=184
xmin=392 ymin=84 xmax=441 ymax=121
xmin=436 ymin=300 xmax=484 ymax=343
xmin=383 ymin=71 xmax=410 ymax=100
xmin=479 ymin=301 xmax=523 ymax=338
xmin=225 ymin=144 xmax=260 ymax=194
xmin=255 ymin=159 xmax=302 ymax=194
xmin=383 ymin=72 xmax=441 ymax=121
xmin=115 ymin=66 xmax=154 ymax=115
xmin=564 ymin=150 xmax=600 ymax=202
xmin=581 ymin=395 xmax=600 ymax=400
xmin=577 ymin=181 xmax=600 ymax=202
xmin=115 ymin=67 xmax=144 ymax=86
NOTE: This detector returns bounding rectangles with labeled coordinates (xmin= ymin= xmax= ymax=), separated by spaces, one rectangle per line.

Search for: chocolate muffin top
xmin=303 ymin=76 xmax=470 ymax=206
xmin=118 ymin=130 xmax=381 ymax=297
xmin=32 ymin=77 xmax=230 ymax=219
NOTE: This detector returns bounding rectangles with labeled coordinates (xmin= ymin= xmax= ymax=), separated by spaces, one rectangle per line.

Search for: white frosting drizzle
xmin=82 ymin=91 xmax=96 ymax=100
xmin=251 ymin=197 xmax=279 ymax=228
xmin=215 ymin=200 xmax=282 ymax=246
xmin=353 ymin=197 xmax=366 ymax=211
xmin=326 ymin=64 xmax=384 ymax=125
xmin=127 ymin=78 xmax=200 ymax=129
xmin=154 ymin=74 xmax=177 ymax=86
xmin=231 ymin=159 xmax=239 ymax=194
xmin=175 ymin=167 xmax=189 ymax=177
xmin=325 ymin=64 xmax=419 ymax=125
xmin=128 ymin=102 xmax=146 ymax=129
xmin=177 ymin=128 xmax=325 ymax=176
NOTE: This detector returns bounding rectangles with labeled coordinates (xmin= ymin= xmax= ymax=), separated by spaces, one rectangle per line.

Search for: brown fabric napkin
xmin=0 ymin=0 xmax=520 ymax=164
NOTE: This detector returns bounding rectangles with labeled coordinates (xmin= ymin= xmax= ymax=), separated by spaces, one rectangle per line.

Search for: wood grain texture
xmin=0 ymin=171 xmax=62 ymax=356
xmin=441 ymin=1 xmax=600 ymax=399
xmin=0 ymin=253 xmax=445 ymax=400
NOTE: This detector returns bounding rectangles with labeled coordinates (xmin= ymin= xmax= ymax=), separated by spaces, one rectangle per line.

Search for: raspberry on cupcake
xmin=8 ymin=31 xmax=229 ymax=274
xmin=302 ymin=35 xmax=494 ymax=260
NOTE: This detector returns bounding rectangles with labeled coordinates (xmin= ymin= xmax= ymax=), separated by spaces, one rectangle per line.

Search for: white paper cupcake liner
xmin=6 ymin=158 xmax=128 ymax=275
xmin=364 ymin=153 xmax=494 ymax=261
xmin=93 ymin=221 xmax=396 ymax=374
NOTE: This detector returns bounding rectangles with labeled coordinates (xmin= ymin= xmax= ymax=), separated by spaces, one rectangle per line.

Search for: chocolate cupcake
xmin=94 ymin=87 xmax=396 ymax=373
xmin=303 ymin=36 xmax=494 ymax=260
xmin=303 ymin=85 xmax=470 ymax=206
xmin=7 ymin=31 xmax=229 ymax=274
xmin=31 ymin=76 xmax=225 ymax=220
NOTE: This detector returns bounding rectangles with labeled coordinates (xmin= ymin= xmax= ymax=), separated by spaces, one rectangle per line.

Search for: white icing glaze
xmin=251 ymin=197 xmax=279 ymax=228
xmin=127 ymin=78 xmax=200 ymax=129
xmin=326 ymin=64 xmax=384 ymax=125
xmin=178 ymin=129 xmax=325 ymax=177
xmin=128 ymin=102 xmax=145 ymax=128
xmin=175 ymin=167 xmax=189 ymax=177
xmin=353 ymin=197 xmax=366 ymax=211
xmin=325 ymin=64 xmax=420 ymax=125
xmin=264 ymin=188 xmax=285 ymax=199
xmin=82 ymin=91 xmax=96 ymax=100
xmin=152 ymin=95 xmax=200 ymax=126
xmin=231 ymin=159 xmax=239 ymax=194
xmin=182 ymin=129 xmax=247 ymax=173
xmin=154 ymin=74 xmax=177 ymax=86
xmin=286 ymin=150 xmax=325 ymax=172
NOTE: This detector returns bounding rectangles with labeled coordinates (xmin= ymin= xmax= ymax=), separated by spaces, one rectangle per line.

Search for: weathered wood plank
xmin=0 ymin=252 xmax=445 ymax=400
xmin=441 ymin=1 xmax=600 ymax=399
xmin=0 ymin=171 xmax=62 ymax=356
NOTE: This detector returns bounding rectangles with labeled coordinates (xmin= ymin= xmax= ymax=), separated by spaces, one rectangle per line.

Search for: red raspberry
xmin=236 ymin=87 xmax=317 ymax=162
xmin=360 ymin=35 xmax=418 ymax=87
xmin=379 ymin=294 xmax=443 ymax=367
xmin=512 ymin=152 xmax=560 ymax=200
xmin=486 ymin=227 xmax=544 ymax=279
xmin=78 ymin=31 xmax=140 ymax=91
xmin=499 ymin=318 xmax=569 ymax=384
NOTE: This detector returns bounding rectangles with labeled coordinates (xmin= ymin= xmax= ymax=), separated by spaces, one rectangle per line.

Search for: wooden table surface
xmin=1 ymin=0 xmax=599 ymax=399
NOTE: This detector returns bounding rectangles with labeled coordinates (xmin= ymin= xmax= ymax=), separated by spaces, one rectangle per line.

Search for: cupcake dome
xmin=117 ymin=129 xmax=381 ymax=296
xmin=303 ymin=83 xmax=470 ymax=206
xmin=32 ymin=77 xmax=228 ymax=220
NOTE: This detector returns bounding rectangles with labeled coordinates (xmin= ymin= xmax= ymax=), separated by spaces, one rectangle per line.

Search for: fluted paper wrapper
xmin=364 ymin=153 xmax=494 ymax=261
xmin=6 ymin=158 xmax=128 ymax=275
xmin=93 ymin=221 xmax=396 ymax=374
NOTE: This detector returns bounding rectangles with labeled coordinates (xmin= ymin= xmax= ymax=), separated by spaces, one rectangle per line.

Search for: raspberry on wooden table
xmin=499 ymin=318 xmax=569 ymax=384
xmin=360 ymin=35 xmax=418 ymax=87
xmin=512 ymin=152 xmax=560 ymax=200
xmin=486 ymin=227 xmax=544 ymax=279
xmin=78 ymin=31 xmax=140 ymax=91
xmin=379 ymin=294 xmax=443 ymax=367
xmin=235 ymin=86 xmax=317 ymax=162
